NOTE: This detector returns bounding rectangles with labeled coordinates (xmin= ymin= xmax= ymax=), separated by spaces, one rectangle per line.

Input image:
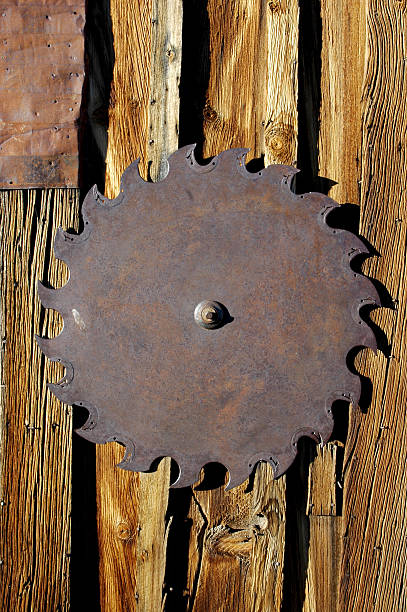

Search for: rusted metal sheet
xmin=0 ymin=1 xmax=85 ymax=187
xmin=37 ymin=147 xmax=379 ymax=488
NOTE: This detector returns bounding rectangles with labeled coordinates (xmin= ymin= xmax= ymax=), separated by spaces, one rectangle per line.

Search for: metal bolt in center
xmin=194 ymin=301 xmax=224 ymax=329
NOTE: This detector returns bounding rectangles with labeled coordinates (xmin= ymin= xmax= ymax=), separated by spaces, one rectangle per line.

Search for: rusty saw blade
xmin=37 ymin=146 xmax=379 ymax=488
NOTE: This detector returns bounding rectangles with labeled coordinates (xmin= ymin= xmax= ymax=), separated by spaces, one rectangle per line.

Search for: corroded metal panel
xmin=37 ymin=147 xmax=379 ymax=488
xmin=0 ymin=1 xmax=85 ymax=187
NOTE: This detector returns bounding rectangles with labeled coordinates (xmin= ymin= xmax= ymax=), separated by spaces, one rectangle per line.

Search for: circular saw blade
xmin=37 ymin=146 xmax=379 ymax=489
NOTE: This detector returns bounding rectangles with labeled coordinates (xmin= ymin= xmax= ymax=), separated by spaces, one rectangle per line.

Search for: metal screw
xmin=194 ymin=301 xmax=224 ymax=329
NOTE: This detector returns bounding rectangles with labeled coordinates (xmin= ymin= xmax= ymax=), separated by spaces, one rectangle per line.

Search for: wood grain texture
xmin=2 ymin=1 xmax=407 ymax=610
xmin=98 ymin=0 xmax=182 ymax=608
xmin=339 ymin=0 xmax=407 ymax=609
xmin=317 ymin=0 xmax=368 ymax=204
xmin=306 ymin=442 xmax=343 ymax=517
xmin=104 ymin=0 xmax=152 ymax=195
xmin=183 ymin=2 xmax=299 ymax=610
xmin=296 ymin=2 xmax=369 ymax=609
xmin=0 ymin=188 xmax=79 ymax=610
xmin=186 ymin=465 xmax=286 ymax=612
xmin=96 ymin=448 xmax=171 ymax=611
xmin=304 ymin=517 xmax=343 ymax=612
xmin=149 ymin=0 xmax=182 ymax=181
xmin=203 ymin=0 xmax=298 ymax=167
xmin=303 ymin=0 xmax=407 ymax=609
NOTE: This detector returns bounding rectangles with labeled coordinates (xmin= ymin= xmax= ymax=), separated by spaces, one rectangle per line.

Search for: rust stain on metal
xmin=37 ymin=146 xmax=380 ymax=488
xmin=0 ymin=1 xmax=85 ymax=187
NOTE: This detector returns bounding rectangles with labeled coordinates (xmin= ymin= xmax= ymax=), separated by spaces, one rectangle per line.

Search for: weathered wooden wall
xmin=1 ymin=0 xmax=406 ymax=610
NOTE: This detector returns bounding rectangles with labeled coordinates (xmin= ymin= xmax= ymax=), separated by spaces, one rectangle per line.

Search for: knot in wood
xmin=268 ymin=0 xmax=282 ymax=13
xmin=116 ymin=521 xmax=134 ymax=541
xmin=203 ymin=102 xmax=218 ymax=123
xmin=265 ymin=122 xmax=296 ymax=165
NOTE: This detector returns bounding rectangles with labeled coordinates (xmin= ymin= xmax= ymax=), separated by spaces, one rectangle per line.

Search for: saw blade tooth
xmin=270 ymin=449 xmax=297 ymax=478
xmin=54 ymin=226 xmax=71 ymax=260
xmin=171 ymin=460 xmax=201 ymax=488
xmin=184 ymin=144 xmax=223 ymax=175
xmin=76 ymin=424 xmax=108 ymax=444
xmin=184 ymin=143 xmax=199 ymax=168
xmin=355 ymin=279 xmax=381 ymax=307
xmin=81 ymin=184 xmax=100 ymax=220
xmin=117 ymin=440 xmax=135 ymax=465
xmin=345 ymin=242 xmax=370 ymax=262
xmin=54 ymin=226 xmax=87 ymax=261
xmin=73 ymin=402 xmax=103 ymax=438
xmin=35 ymin=333 xmax=66 ymax=360
xmin=37 ymin=281 xmax=59 ymax=310
xmin=347 ymin=375 xmax=362 ymax=405
xmin=335 ymin=230 xmax=367 ymax=255
xmin=48 ymin=381 xmax=74 ymax=404
xmin=326 ymin=381 xmax=361 ymax=410
xmin=54 ymin=358 xmax=73 ymax=384
xmin=46 ymin=358 xmax=75 ymax=401
xmin=225 ymin=465 xmax=249 ymax=491
xmin=317 ymin=201 xmax=341 ymax=229
xmin=216 ymin=147 xmax=250 ymax=175
xmin=298 ymin=192 xmax=338 ymax=214
xmin=263 ymin=164 xmax=299 ymax=188
xmin=37 ymin=281 xmax=69 ymax=314
xmin=351 ymin=296 xmax=380 ymax=353
xmin=117 ymin=441 xmax=153 ymax=471
xmin=353 ymin=321 xmax=378 ymax=353
xmin=119 ymin=456 xmax=152 ymax=472
xmin=120 ymin=157 xmax=145 ymax=191
xmin=168 ymin=143 xmax=204 ymax=174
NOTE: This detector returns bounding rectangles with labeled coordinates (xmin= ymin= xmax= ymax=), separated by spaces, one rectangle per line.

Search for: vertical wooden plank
xmin=149 ymin=0 xmax=183 ymax=181
xmin=264 ymin=0 xmax=299 ymax=166
xmin=104 ymin=0 xmax=153 ymax=194
xmin=304 ymin=517 xmax=343 ymax=611
xmin=298 ymin=1 xmax=369 ymax=609
xmin=98 ymin=0 xmax=182 ymax=609
xmin=0 ymin=189 xmax=79 ymax=610
xmin=306 ymin=442 xmax=343 ymax=517
xmin=203 ymin=0 xmax=298 ymax=166
xmin=96 ymin=456 xmax=171 ymax=610
xmin=340 ymin=0 xmax=407 ymax=609
xmin=317 ymin=0 xmax=368 ymax=204
xmin=184 ymin=1 xmax=298 ymax=610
